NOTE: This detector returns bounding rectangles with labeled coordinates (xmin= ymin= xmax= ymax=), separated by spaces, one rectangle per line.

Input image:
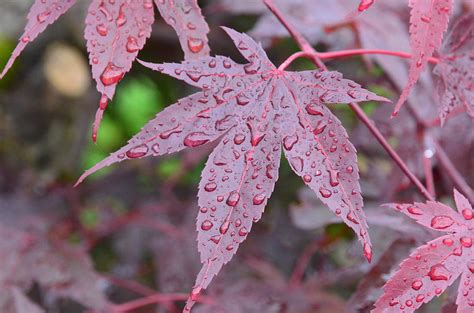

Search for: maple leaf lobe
xmin=0 ymin=0 xmax=76 ymax=79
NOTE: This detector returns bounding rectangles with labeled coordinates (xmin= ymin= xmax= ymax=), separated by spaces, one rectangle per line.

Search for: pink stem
xmin=318 ymin=49 xmax=440 ymax=64
xmin=422 ymin=154 xmax=436 ymax=198
xmin=265 ymin=0 xmax=434 ymax=201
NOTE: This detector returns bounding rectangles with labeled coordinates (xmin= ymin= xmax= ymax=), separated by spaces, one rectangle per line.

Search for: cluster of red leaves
xmin=0 ymin=0 xmax=473 ymax=312
xmin=0 ymin=0 xmax=210 ymax=141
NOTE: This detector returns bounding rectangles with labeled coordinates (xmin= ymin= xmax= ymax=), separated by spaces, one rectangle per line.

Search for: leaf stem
xmin=318 ymin=49 xmax=440 ymax=64
xmin=264 ymin=0 xmax=434 ymax=201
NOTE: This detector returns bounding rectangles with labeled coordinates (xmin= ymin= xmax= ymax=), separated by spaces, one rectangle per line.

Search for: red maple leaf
xmin=393 ymin=0 xmax=453 ymax=117
xmin=434 ymin=12 xmax=474 ymax=123
xmin=0 ymin=0 xmax=210 ymax=141
xmin=75 ymin=27 xmax=388 ymax=311
xmin=372 ymin=189 xmax=474 ymax=312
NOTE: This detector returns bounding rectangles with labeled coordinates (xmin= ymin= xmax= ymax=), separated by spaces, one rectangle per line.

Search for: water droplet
xmin=238 ymin=227 xmax=248 ymax=236
xmin=428 ymin=264 xmax=451 ymax=281
xmin=420 ymin=15 xmax=431 ymax=23
xmin=220 ymin=220 xmax=230 ymax=234
xmin=226 ymin=191 xmax=240 ymax=207
xmin=328 ymin=169 xmax=339 ymax=187
xmin=96 ymin=23 xmax=108 ymax=36
xmin=442 ymin=238 xmax=454 ymax=246
xmin=411 ymin=280 xmax=423 ymax=290
xmin=319 ymin=187 xmax=332 ymax=198
xmin=283 ymin=134 xmax=298 ymax=151
xmin=303 ymin=175 xmax=312 ymax=183
xmin=126 ymin=144 xmax=148 ymax=158
xmin=430 ymin=215 xmax=454 ymax=229
xmin=416 ymin=294 xmax=425 ymax=302
xmin=187 ymin=37 xmax=204 ymax=53
xmin=346 ymin=211 xmax=359 ymax=224
xmin=234 ymin=133 xmax=245 ymax=145
xmin=160 ymin=124 xmax=183 ymax=139
xmin=357 ymin=0 xmax=374 ymax=12
xmin=184 ymin=132 xmax=210 ymax=147
xmin=126 ymin=36 xmax=140 ymax=52
xmin=116 ymin=4 xmax=127 ymax=27
xmin=37 ymin=10 xmax=52 ymax=23
xmin=462 ymin=209 xmax=473 ymax=220
xmin=204 ymin=182 xmax=217 ymax=192
xmin=407 ymin=206 xmax=423 ymax=215
xmin=460 ymin=237 xmax=472 ymax=248
xmin=305 ymin=103 xmax=323 ymax=116
xmin=201 ymin=220 xmax=213 ymax=231
xmin=253 ymin=193 xmax=266 ymax=205
xmin=100 ymin=62 xmax=124 ymax=86
xmin=236 ymin=94 xmax=250 ymax=106
xmin=290 ymin=157 xmax=304 ymax=173
xmin=210 ymin=235 xmax=220 ymax=244
xmin=467 ymin=261 xmax=474 ymax=273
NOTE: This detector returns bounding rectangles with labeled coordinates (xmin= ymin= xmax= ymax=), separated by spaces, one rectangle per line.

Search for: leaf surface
xmin=85 ymin=0 xmax=155 ymax=141
xmin=393 ymin=0 xmax=453 ymax=116
xmin=434 ymin=12 xmax=474 ymax=123
xmin=154 ymin=0 xmax=210 ymax=59
xmin=77 ymin=27 xmax=387 ymax=311
xmin=372 ymin=190 xmax=474 ymax=313
xmin=0 ymin=0 xmax=76 ymax=79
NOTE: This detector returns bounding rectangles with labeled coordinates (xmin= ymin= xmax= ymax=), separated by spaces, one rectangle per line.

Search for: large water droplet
xmin=411 ymin=280 xmax=423 ymax=290
xmin=253 ymin=193 xmax=266 ymax=205
xmin=204 ymin=182 xmax=217 ymax=192
xmin=187 ymin=37 xmax=204 ymax=53
xmin=319 ymin=187 xmax=332 ymax=198
xmin=407 ymin=206 xmax=423 ymax=215
xmin=430 ymin=215 xmax=454 ymax=229
xmin=219 ymin=220 xmax=230 ymax=235
xmin=201 ymin=220 xmax=213 ymax=231
xmin=100 ymin=62 xmax=124 ymax=86
xmin=126 ymin=144 xmax=148 ymax=158
xmin=357 ymin=0 xmax=374 ymax=12
xmin=428 ymin=264 xmax=451 ymax=281
xmin=226 ymin=191 xmax=240 ymax=207
xmin=160 ymin=124 xmax=183 ymax=139
xmin=290 ymin=157 xmax=304 ymax=173
xmin=462 ymin=209 xmax=473 ymax=220
xmin=184 ymin=132 xmax=210 ymax=147
xmin=126 ymin=36 xmax=140 ymax=52
xmin=283 ymin=134 xmax=298 ymax=151
xmin=305 ymin=103 xmax=323 ymax=116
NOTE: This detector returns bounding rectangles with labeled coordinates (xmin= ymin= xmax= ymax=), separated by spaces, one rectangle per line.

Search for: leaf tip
xmin=363 ymin=243 xmax=373 ymax=263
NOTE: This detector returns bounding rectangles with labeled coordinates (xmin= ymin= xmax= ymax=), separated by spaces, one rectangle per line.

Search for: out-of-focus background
xmin=0 ymin=1 xmax=473 ymax=312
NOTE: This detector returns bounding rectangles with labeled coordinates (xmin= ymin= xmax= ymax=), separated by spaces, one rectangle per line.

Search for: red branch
xmin=264 ymin=0 xmax=435 ymax=201
xmin=112 ymin=293 xmax=214 ymax=312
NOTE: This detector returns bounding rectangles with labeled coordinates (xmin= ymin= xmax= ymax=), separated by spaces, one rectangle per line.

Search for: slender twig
xmin=289 ymin=236 xmax=334 ymax=287
xmin=422 ymin=154 xmax=436 ymax=198
xmin=112 ymin=293 xmax=214 ymax=312
xmin=263 ymin=0 xmax=434 ymax=201
xmin=318 ymin=49 xmax=440 ymax=64
xmin=434 ymin=140 xmax=474 ymax=203
xmin=104 ymin=274 xmax=156 ymax=296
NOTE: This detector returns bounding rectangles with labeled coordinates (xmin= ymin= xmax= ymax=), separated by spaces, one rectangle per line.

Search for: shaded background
xmin=0 ymin=1 xmax=473 ymax=313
